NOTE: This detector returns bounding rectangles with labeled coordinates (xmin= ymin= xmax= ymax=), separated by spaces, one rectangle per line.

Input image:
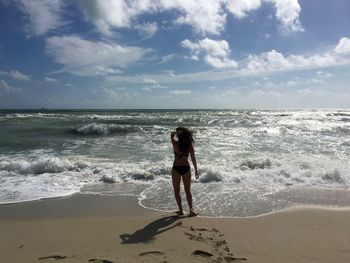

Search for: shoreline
xmin=0 ymin=194 xmax=148 ymax=220
xmin=1 ymin=194 xmax=350 ymax=262
xmin=2 ymin=191 xmax=350 ymax=219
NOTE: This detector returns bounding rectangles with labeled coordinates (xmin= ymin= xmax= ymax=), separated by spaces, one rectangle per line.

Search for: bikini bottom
xmin=172 ymin=165 xmax=190 ymax=175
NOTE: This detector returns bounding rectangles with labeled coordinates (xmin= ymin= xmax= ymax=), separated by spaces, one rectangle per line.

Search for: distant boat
xmin=40 ymin=107 xmax=48 ymax=112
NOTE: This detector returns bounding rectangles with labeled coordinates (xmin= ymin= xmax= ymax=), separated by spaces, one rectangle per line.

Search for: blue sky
xmin=0 ymin=0 xmax=350 ymax=109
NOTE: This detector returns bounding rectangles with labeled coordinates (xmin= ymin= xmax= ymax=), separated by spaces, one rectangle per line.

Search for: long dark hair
xmin=176 ymin=127 xmax=194 ymax=153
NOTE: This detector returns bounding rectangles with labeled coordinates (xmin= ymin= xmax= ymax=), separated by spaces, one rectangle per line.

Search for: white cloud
xmin=243 ymin=50 xmax=290 ymax=74
xmin=225 ymin=0 xmax=262 ymax=18
xmin=158 ymin=54 xmax=177 ymax=64
xmin=46 ymin=35 xmax=150 ymax=76
xmin=78 ymin=0 xmax=131 ymax=35
xmin=296 ymin=88 xmax=329 ymax=97
xmin=305 ymin=71 xmax=333 ymax=85
xmin=10 ymin=70 xmax=31 ymax=81
xmin=182 ymin=38 xmax=237 ymax=68
xmin=162 ymin=70 xmax=177 ymax=77
xmin=3 ymin=0 xmax=304 ymax=40
xmin=241 ymin=48 xmax=338 ymax=76
xmin=169 ymin=89 xmax=192 ymax=95
xmin=281 ymin=71 xmax=332 ymax=87
xmin=141 ymin=78 xmax=168 ymax=90
xmin=77 ymin=0 xmax=226 ymax=35
xmin=0 ymin=80 xmax=21 ymax=94
xmin=203 ymin=82 xmax=350 ymax=109
xmin=101 ymin=86 xmax=130 ymax=103
xmin=13 ymin=0 xmax=65 ymax=36
xmin=45 ymin=76 xmax=58 ymax=82
xmin=95 ymin=67 xmax=123 ymax=76
xmin=309 ymin=78 xmax=324 ymax=84
xmin=317 ymin=71 xmax=333 ymax=79
xmin=0 ymin=70 xmax=31 ymax=81
xmin=205 ymin=56 xmax=237 ymax=68
xmin=285 ymin=79 xmax=301 ymax=86
xmin=135 ymin=22 xmax=158 ymax=39
xmin=77 ymin=0 xmax=160 ymax=35
xmin=334 ymin=37 xmax=350 ymax=54
xmin=174 ymin=1 xmax=226 ymax=35
xmin=106 ymin=36 xmax=350 ymax=85
xmin=142 ymin=78 xmax=157 ymax=84
xmin=269 ymin=0 xmax=303 ymax=33
xmin=77 ymin=0 xmax=303 ymax=36
xmin=226 ymin=0 xmax=303 ymax=33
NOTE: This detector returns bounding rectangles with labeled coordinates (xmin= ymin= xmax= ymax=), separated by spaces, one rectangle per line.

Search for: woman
xmin=171 ymin=127 xmax=199 ymax=216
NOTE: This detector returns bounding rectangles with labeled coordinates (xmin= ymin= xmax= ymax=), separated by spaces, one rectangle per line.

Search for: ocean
xmin=0 ymin=109 xmax=349 ymax=217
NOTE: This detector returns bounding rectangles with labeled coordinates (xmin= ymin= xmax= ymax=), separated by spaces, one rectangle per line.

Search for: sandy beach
xmin=0 ymin=194 xmax=349 ymax=263
xmin=1 ymin=0 xmax=350 ymax=260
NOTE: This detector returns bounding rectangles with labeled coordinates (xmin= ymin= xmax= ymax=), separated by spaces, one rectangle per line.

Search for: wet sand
xmin=1 ymin=194 xmax=350 ymax=263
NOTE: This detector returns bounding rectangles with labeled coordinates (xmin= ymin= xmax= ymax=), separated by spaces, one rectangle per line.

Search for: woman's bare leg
xmin=182 ymin=171 xmax=195 ymax=215
xmin=171 ymin=171 xmax=183 ymax=214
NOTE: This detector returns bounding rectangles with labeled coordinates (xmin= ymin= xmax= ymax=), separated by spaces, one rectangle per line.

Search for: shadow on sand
xmin=119 ymin=215 xmax=181 ymax=244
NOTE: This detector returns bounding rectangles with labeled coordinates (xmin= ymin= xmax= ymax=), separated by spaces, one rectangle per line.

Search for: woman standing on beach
xmin=171 ymin=127 xmax=199 ymax=216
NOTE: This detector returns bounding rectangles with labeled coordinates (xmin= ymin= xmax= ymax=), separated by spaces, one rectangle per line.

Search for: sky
xmin=0 ymin=0 xmax=350 ymax=109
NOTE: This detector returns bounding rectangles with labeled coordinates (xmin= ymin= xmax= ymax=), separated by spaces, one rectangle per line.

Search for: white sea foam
xmin=1 ymin=109 xmax=350 ymax=216
xmin=199 ymin=168 xmax=223 ymax=183
xmin=0 ymin=155 xmax=99 ymax=204
xmin=75 ymin=123 xmax=139 ymax=135
xmin=239 ymin=158 xmax=272 ymax=170
xmin=76 ymin=123 xmax=111 ymax=135
xmin=101 ymin=174 xmax=116 ymax=183
xmin=0 ymin=157 xmax=86 ymax=175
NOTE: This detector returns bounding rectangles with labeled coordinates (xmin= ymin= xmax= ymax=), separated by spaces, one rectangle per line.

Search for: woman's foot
xmin=188 ymin=210 xmax=198 ymax=217
xmin=175 ymin=210 xmax=184 ymax=216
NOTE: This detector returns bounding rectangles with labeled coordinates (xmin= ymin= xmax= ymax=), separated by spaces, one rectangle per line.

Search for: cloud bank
xmin=77 ymin=0 xmax=303 ymax=36
xmin=105 ymin=37 xmax=350 ymax=84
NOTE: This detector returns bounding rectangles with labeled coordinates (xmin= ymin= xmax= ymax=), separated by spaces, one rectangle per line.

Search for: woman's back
xmin=172 ymin=127 xmax=192 ymax=166
xmin=173 ymin=144 xmax=190 ymax=165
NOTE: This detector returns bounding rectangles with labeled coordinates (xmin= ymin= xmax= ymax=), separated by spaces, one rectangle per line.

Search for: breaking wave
xmin=239 ymin=159 xmax=272 ymax=170
xmin=73 ymin=123 xmax=139 ymax=135
xmin=0 ymin=157 xmax=88 ymax=176
xmin=199 ymin=168 xmax=223 ymax=183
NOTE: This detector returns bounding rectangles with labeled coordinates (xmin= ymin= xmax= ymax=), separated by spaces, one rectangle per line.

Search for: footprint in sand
xmin=224 ymin=256 xmax=248 ymax=262
xmin=88 ymin=259 xmax=114 ymax=263
xmin=192 ymin=250 xmax=213 ymax=257
xmin=138 ymin=250 xmax=165 ymax=256
xmin=184 ymin=231 xmax=205 ymax=241
xmin=184 ymin=225 xmax=247 ymax=262
xmin=138 ymin=250 xmax=167 ymax=262
xmin=38 ymin=255 xmax=67 ymax=260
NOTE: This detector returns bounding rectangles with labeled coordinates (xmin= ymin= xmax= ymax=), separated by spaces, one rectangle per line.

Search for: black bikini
xmin=172 ymin=165 xmax=190 ymax=175
xmin=172 ymin=152 xmax=190 ymax=175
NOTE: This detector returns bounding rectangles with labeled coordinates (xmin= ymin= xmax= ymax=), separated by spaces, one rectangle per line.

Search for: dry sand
xmin=1 ymin=194 xmax=350 ymax=263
